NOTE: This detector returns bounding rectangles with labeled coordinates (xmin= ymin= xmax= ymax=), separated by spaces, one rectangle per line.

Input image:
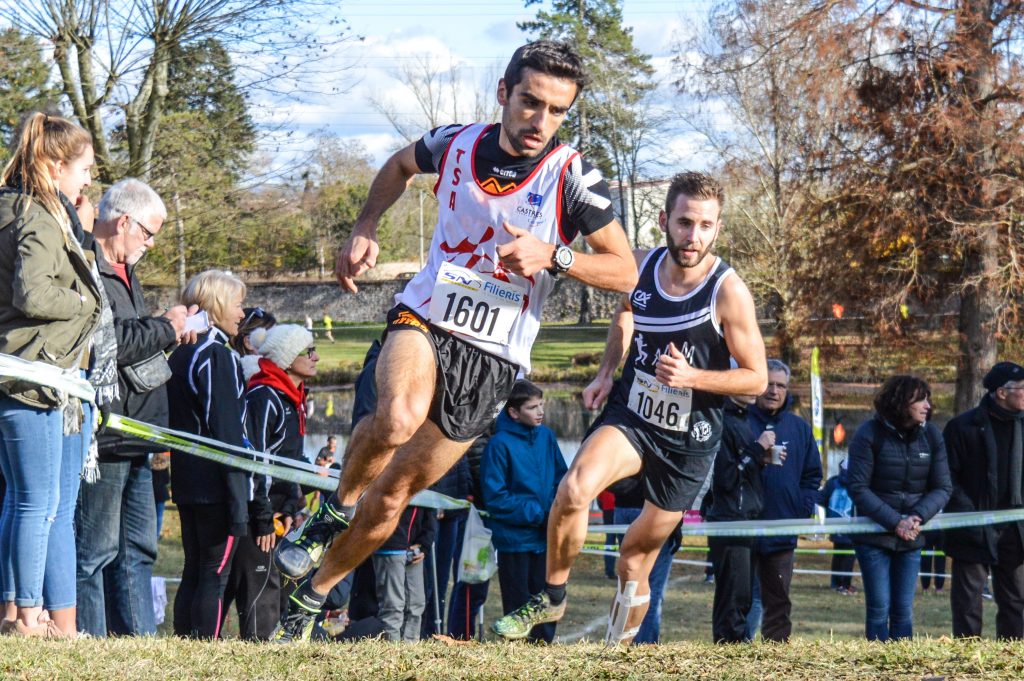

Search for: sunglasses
xmin=242 ymin=307 xmax=265 ymax=327
xmin=305 ymin=346 xmax=317 ymax=358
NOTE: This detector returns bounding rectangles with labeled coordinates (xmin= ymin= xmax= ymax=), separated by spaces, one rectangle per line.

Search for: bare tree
xmin=369 ymin=53 xmax=501 ymax=144
xmin=0 ymin=0 xmax=357 ymax=182
xmin=675 ymin=0 xmax=847 ymax=364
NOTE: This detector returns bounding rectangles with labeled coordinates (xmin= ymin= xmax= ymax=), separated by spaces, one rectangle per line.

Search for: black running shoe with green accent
xmin=491 ymin=592 xmax=567 ymax=640
xmin=274 ymin=499 xmax=350 ymax=580
xmin=272 ymin=583 xmax=326 ymax=644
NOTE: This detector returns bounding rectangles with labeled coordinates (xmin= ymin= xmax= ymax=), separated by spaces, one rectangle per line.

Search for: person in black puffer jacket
xmin=707 ymin=395 xmax=770 ymax=643
xmin=847 ymin=375 xmax=952 ymax=642
xmin=167 ymin=270 xmax=250 ymax=639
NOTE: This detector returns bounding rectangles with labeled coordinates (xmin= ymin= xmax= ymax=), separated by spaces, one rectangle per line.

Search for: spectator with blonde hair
xmin=167 ymin=269 xmax=250 ymax=639
xmin=0 ymin=112 xmax=103 ymax=638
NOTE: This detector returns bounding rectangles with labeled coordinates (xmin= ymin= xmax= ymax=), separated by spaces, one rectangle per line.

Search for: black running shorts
xmin=385 ymin=305 xmax=518 ymax=442
xmin=588 ymin=396 xmax=716 ymax=512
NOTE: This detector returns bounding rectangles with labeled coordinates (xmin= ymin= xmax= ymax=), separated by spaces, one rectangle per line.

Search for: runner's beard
xmin=665 ymin=230 xmax=714 ymax=268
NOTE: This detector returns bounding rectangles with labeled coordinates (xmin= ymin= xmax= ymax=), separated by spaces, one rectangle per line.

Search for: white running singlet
xmin=396 ymin=123 xmax=579 ymax=372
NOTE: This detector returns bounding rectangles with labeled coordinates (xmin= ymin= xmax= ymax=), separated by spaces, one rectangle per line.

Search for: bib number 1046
xmin=627 ymin=369 xmax=692 ymax=432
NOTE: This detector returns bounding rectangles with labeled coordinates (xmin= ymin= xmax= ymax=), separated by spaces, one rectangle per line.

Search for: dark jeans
xmin=497 ymin=550 xmax=555 ymax=643
xmin=174 ymin=503 xmax=239 ymax=639
xmin=603 ymin=508 xmax=618 ymax=579
xmin=421 ymin=509 xmax=464 ymax=638
xmin=75 ymin=457 xmax=158 ymax=637
xmin=709 ymin=537 xmax=755 ymax=643
xmin=447 ymin=580 xmax=489 ymax=640
xmin=951 ymin=527 xmax=1024 ymax=639
xmin=854 ymin=543 xmax=921 ymax=641
xmin=755 ymin=549 xmax=795 ymax=642
xmin=222 ymin=533 xmax=280 ymax=640
xmin=920 ymin=531 xmax=946 ymax=591
xmin=831 ymin=548 xmax=856 ymax=590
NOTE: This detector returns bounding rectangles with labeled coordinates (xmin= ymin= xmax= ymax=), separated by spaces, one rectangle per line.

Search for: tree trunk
xmin=173 ymin=190 xmax=187 ymax=295
xmin=952 ymin=0 xmax=999 ymax=414
xmin=954 ymin=235 xmax=999 ymax=414
xmin=578 ymin=285 xmax=592 ymax=325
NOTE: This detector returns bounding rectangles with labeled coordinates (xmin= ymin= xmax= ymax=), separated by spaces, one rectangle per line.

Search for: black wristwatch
xmin=551 ymin=245 xmax=575 ymax=275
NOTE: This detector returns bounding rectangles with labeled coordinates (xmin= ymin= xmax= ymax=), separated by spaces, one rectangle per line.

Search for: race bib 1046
xmin=626 ymin=369 xmax=692 ymax=432
xmin=427 ymin=262 xmax=526 ymax=345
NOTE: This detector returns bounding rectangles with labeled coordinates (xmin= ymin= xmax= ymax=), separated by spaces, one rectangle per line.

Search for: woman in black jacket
xmin=166 ymin=270 xmax=249 ymax=639
xmin=847 ymin=375 xmax=952 ymax=641
xmin=225 ymin=323 xmax=314 ymax=640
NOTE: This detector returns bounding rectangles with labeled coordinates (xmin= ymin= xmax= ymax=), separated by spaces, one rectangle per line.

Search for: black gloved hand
xmin=95 ymin=406 xmax=112 ymax=437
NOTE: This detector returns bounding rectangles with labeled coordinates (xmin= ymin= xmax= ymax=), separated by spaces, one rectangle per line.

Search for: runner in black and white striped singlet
xmin=492 ymin=171 xmax=769 ymax=646
xmin=609 ymin=247 xmax=736 ymax=457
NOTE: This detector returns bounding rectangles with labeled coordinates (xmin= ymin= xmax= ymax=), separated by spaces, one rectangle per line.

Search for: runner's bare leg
xmin=546 ymin=426 xmax=642 ymax=585
xmin=311 ymin=420 xmax=471 ymax=594
xmin=334 ymin=330 xmax=436 ymax=507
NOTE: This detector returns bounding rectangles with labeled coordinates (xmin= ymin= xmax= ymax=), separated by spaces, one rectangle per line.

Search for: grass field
xmin=106 ymin=505 xmax=1023 ymax=678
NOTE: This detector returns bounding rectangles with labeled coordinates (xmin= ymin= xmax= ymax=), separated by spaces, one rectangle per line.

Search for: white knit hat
xmin=250 ymin=324 xmax=314 ymax=369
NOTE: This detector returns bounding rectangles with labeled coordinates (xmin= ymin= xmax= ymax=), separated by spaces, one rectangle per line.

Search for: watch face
xmin=556 ymin=246 xmax=574 ymax=269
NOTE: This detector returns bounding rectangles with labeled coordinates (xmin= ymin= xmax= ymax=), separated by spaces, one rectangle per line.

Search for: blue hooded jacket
xmin=480 ymin=411 xmax=567 ymax=553
xmin=748 ymin=395 xmax=823 ymax=553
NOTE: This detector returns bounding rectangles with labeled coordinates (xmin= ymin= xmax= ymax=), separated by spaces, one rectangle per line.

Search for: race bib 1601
xmin=626 ymin=369 xmax=692 ymax=432
xmin=427 ymin=262 xmax=525 ymax=345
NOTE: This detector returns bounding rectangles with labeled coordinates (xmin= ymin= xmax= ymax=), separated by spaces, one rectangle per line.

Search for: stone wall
xmin=143 ymin=277 xmax=622 ymax=323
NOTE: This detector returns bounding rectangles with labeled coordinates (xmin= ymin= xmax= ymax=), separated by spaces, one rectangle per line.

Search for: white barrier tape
xmin=579 ymin=549 xmax=952 ymax=580
xmin=106 ymin=414 xmax=472 ymax=512
xmin=593 ymin=508 xmax=1024 ymax=538
xmin=0 ymin=352 xmax=94 ymax=402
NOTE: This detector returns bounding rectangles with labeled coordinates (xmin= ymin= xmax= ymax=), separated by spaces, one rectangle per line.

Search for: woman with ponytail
xmin=0 ymin=112 xmax=103 ymax=637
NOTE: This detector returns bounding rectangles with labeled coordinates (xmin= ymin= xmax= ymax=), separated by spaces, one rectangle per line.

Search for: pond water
xmin=302 ymin=384 xmax=956 ymax=480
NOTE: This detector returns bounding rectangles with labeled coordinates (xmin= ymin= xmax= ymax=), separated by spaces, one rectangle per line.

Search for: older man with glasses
xmin=745 ymin=358 xmax=823 ymax=642
xmin=944 ymin=361 xmax=1024 ymax=639
xmin=75 ymin=178 xmax=197 ymax=637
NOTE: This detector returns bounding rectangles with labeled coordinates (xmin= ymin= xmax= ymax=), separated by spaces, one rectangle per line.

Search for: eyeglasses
xmin=305 ymin=346 xmax=317 ymax=358
xmin=766 ymin=382 xmax=789 ymax=391
xmin=1003 ymin=385 xmax=1024 ymax=392
xmin=128 ymin=216 xmax=156 ymax=241
xmin=242 ymin=307 xmax=265 ymax=327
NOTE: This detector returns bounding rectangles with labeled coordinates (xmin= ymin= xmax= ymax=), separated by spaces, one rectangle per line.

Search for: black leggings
xmin=222 ymin=533 xmax=281 ymax=640
xmin=175 ymin=504 xmax=239 ymax=639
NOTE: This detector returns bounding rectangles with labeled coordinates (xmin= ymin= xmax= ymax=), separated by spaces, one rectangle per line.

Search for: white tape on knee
xmin=605 ymin=578 xmax=650 ymax=645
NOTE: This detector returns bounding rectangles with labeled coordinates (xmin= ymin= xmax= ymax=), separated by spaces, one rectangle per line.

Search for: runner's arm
xmin=335 ymin=143 xmax=421 ymax=292
xmin=496 ymin=217 xmax=638 ymax=293
xmin=654 ymin=273 xmax=767 ymax=396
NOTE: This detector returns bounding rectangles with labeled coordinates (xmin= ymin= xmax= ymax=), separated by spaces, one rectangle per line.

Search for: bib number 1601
xmin=441 ymin=293 xmax=500 ymax=336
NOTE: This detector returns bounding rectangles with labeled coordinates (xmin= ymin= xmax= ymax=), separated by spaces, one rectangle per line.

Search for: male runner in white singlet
xmin=272 ymin=40 xmax=638 ymax=642
xmin=492 ymin=172 xmax=767 ymax=645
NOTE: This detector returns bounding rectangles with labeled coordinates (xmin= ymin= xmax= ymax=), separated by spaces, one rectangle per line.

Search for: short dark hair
xmin=664 ymin=171 xmax=726 ymax=216
xmin=874 ymin=375 xmax=931 ymax=425
xmin=506 ymin=379 xmax=544 ymax=414
xmin=503 ymin=40 xmax=588 ymax=100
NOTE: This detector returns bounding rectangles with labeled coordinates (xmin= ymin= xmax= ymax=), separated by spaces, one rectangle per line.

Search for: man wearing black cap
xmin=943 ymin=361 xmax=1024 ymax=639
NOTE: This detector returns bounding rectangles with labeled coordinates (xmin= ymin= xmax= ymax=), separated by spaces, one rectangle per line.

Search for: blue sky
xmin=251 ymin=0 xmax=714 ymax=172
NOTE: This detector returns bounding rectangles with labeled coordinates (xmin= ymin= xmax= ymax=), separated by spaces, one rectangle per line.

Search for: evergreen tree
xmin=519 ymin=0 xmax=654 ymax=178
xmin=0 ymin=28 xmax=58 ymax=157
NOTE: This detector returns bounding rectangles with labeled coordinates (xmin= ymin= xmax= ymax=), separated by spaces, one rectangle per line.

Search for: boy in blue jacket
xmin=481 ymin=380 xmax=567 ymax=643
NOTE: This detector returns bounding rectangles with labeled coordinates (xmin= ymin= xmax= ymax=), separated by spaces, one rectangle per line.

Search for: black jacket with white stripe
xmin=245 ymin=383 xmax=306 ymax=536
xmin=167 ymin=326 xmax=251 ymax=536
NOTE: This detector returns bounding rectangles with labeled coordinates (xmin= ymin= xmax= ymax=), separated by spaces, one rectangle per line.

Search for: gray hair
xmin=97 ymin=178 xmax=167 ymax=224
xmin=766 ymin=358 xmax=791 ymax=380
